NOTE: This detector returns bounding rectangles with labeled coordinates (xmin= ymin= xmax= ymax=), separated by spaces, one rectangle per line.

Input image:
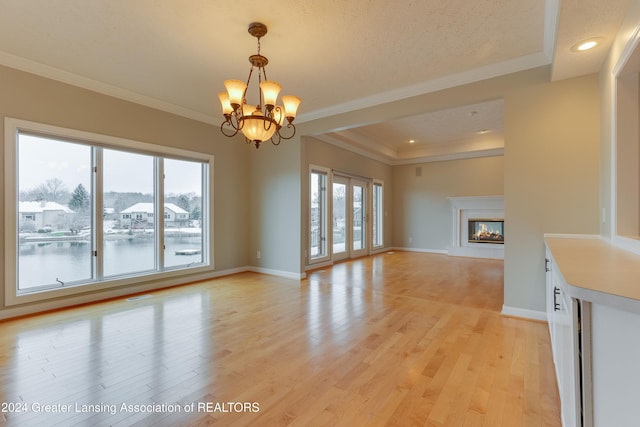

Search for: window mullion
xmin=156 ymin=157 xmax=165 ymax=271
xmin=94 ymin=147 xmax=104 ymax=280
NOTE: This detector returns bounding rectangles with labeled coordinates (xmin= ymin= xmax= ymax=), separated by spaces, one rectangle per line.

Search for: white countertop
xmin=545 ymin=237 xmax=640 ymax=312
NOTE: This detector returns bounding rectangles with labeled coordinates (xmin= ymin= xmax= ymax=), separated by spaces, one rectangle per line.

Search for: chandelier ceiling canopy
xmin=218 ymin=22 xmax=301 ymax=149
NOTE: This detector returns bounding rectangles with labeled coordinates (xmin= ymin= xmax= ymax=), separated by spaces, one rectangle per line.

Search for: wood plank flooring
xmin=0 ymin=251 xmax=560 ymax=426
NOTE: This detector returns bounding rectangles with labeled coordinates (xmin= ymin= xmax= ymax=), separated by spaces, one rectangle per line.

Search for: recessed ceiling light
xmin=477 ymin=130 xmax=489 ymax=134
xmin=408 ymin=139 xmax=416 ymax=144
xmin=570 ymin=37 xmax=603 ymax=52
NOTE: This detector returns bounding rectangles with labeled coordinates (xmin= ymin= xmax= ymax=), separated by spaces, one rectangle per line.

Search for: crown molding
xmin=310 ymin=133 xmax=504 ymax=166
xmin=298 ymin=1 xmax=559 ymax=123
xmin=310 ymin=134 xmax=395 ymax=165
xmin=0 ymin=51 xmax=220 ymax=126
xmin=543 ymin=0 xmax=561 ymax=62
xmin=296 ymin=51 xmax=550 ymax=124
xmin=391 ymin=148 xmax=504 ymax=166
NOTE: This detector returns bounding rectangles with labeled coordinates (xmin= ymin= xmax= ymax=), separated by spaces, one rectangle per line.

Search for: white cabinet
xmin=545 ymin=249 xmax=581 ymax=427
xmin=545 ymin=237 xmax=640 ymax=427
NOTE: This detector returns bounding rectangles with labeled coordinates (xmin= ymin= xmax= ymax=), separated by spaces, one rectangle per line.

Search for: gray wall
xmin=0 ymin=65 xmax=250 ymax=313
xmin=248 ymin=136 xmax=302 ymax=275
xmin=392 ymin=156 xmax=504 ymax=251
xmin=504 ymin=74 xmax=600 ymax=312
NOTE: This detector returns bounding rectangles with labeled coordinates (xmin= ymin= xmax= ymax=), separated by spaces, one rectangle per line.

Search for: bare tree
xmin=34 ymin=178 xmax=69 ymax=203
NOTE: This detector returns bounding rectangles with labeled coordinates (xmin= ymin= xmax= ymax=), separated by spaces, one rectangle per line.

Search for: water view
xmin=13 ymin=126 xmax=209 ymax=296
xmin=19 ymin=233 xmax=204 ymax=290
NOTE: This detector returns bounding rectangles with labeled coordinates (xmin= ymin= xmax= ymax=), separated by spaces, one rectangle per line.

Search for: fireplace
xmin=448 ymin=196 xmax=504 ymax=259
xmin=468 ymin=219 xmax=504 ymax=244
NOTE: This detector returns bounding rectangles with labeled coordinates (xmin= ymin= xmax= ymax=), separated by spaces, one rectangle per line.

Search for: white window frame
xmin=4 ymin=117 xmax=214 ymax=306
xmin=309 ymin=165 xmax=331 ymax=264
xmin=372 ymin=179 xmax=384 ymax=249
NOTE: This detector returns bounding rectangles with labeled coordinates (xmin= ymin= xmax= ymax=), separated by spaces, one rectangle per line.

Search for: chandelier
xmin=218 ymin=22 xmax=301 ymax=149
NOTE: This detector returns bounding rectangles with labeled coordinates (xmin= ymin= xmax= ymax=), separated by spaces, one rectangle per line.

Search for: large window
xmin=6 ymin=118 xmax=212 ymax=304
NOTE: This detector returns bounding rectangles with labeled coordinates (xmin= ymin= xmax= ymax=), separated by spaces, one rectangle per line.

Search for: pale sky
xmin=19 ymin=134 xmax=202 ymax=196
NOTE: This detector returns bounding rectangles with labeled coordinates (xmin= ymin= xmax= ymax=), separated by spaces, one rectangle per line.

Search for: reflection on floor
xmin=0 ymin=251 xmax=559 ymax=426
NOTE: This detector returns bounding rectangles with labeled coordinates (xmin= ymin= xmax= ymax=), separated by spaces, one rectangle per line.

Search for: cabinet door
xmin=557 ymin=283 xmax=578 ymax=427
xmin=545 ymin=250 xmax=556 ymax=340
xmin=546 ymin=251 xmax=561 ymax=368
xmin=545 ymin=247 xmax=581 ymax=427
xmin=552 ymin=272 xmax=580 ymax=426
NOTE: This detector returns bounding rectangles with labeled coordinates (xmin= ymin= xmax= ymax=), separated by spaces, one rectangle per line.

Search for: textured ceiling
xmin=321 ymin=100 xmax=505 ymax=164
xmin=0 ymin=0 xmax=631 ymax=163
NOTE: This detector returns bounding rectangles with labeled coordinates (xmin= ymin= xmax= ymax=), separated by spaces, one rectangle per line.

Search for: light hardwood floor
xmin=0 ymin=251 xmax=560 ymax=426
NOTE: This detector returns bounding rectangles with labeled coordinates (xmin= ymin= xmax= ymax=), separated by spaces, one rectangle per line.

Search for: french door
xmin=332 ymin=175 xmax=368 ymax=260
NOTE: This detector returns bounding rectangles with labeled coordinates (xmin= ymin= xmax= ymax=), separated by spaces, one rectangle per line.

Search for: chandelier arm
xmin=277 ymin=123 xmax=297 ymax=141
xmin=220 ymin=120 xmax=240 ymax=137
xmin=228 ymin=111 xmax=244 ymax=131
xmin=270 ymin=134 xmax=282 ymax=146
xmin=262 ymin=116 xmax=277 ymax=132
xmin=235 ymin=113 xmax=247 ymax=132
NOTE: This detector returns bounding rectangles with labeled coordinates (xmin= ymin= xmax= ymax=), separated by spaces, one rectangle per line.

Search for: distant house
xmin=18 ymin=201 xmax=74 ymax=231
xmin=103 ymin=207 xmax=116 ymax=219
xmin=120 ymin=203 xmax=189 ymax=228
xmin=164 ymin=203 xmax=190 ymax=227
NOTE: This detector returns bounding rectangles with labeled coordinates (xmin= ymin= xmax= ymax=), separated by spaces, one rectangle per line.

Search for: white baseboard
xmin=501 ymin=305 xmax=547 ymax=322
xmin=543 ymin=233 xmax=600 ymax=239
xmin=0 ymin=266 xmax=249 ymax=321
xmin=391 ymin=247 xmax=448 ymax=255
xmin=0 ymin=265 xmax=309 ymax=320
xmin=305 ymin=260 xmax=334 ymax=271
xmin=248 ymin=266 xmax=306 ymax=280
xmin=448 ymin=245 xmax=504 ymax=260
xmin=612 ymin=235 xmax=640 ymax=257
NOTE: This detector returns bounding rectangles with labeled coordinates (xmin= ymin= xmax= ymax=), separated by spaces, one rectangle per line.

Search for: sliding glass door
xmin=309 ymin=168 xmax=382 ymax=265
xmin=331 ymin=175 xmax=368 ymax=260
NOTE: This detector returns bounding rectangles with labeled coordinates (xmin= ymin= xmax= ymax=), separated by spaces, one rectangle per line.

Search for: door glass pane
xmin=17 ymin=134 xmax=93 ymax=290
xmin=373 ymin=183 xmax=383 ymax=247
xmin=353 ymin=185 xmax=365 ymax=251
xmin=310 ymin=171 xmax=327 ymax=258
xmin=164 ymin=159 xmax=203 ymax=268
xmin=332 ymin=182 xmax=346 ymax=254
xmin=103 ymin=149 xmax=155 ymax=277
